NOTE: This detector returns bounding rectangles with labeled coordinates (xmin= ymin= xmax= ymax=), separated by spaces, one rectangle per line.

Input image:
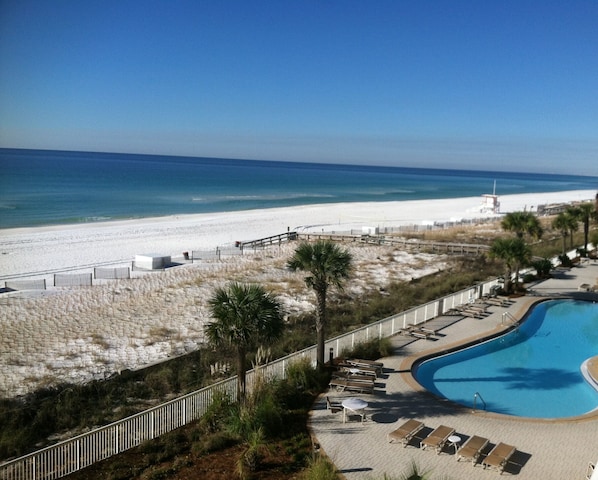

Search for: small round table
xmin=447 ymin=435 xmax=461 ymax=454
xmin=341 ymin=397 xmax=368 ymax=423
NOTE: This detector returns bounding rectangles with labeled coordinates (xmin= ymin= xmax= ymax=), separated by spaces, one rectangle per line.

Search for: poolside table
xmin=447 ymin=435 xmax=461 ymax=454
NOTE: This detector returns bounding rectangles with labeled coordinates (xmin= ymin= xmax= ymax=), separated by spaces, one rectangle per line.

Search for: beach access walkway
xmin=309 ymin=260 xmax=598 ymax=480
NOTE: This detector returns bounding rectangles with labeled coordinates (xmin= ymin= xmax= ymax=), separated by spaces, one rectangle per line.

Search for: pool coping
xmin=398 ymin=295 xmax=598 ymax=424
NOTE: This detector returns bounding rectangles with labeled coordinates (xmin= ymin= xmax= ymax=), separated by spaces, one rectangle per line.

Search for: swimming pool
xmin=414 ymin=299 xmax=598 ymax=418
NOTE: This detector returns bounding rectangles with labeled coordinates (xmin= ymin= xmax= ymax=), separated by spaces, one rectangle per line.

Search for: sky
xmin=0 ymin=0 xmax=597 ymax=175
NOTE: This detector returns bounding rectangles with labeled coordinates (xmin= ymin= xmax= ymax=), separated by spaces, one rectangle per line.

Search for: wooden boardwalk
xmin=239 ymin=231 xmax=489 ymax=256
xmin=296 ymin=232 xmax=489 ymax=255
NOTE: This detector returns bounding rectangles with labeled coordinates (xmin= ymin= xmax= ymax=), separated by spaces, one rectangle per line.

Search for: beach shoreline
xmin=1 ymin=189 xmax=595 ymax=280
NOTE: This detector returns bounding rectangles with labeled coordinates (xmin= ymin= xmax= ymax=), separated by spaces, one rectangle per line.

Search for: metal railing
xmin=472 ymin=392 xmax=487 ymax=412
xmin=0 ymin=278 xmax=500 ymax=480
xmin=501 ymin=311 xmax=517 ymax=325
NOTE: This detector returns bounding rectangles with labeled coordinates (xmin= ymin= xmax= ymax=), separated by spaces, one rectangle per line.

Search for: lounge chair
xmin=456 ymin=435 xmax=489 ymax=466
xmin=459 ymin=308 xmax=483 ymax=318
xmin=339 ymin=364 xmax=378 ymax=377
xmin=326 ymin=396 xmax=342 ymax=413
xmin=410 ymin=328 xmax=433 ymax=340
xmin=483 ymin=296 xmax=509 ymax=307
xmin=328 ymin=378 xmax=374 ymax=394
xmin=346 ymin=358 xmax=384 ymax=375
xmin=398 ymin=326 xmax=416 ymax=336
xmin=420 ymin=326 xmax=439 ymax=336
xmin=332 ymin=370 xmax=374 ymax=384
xmin=482 ymin=442 xmax=517 ymax=474
xmin=420 ymin=425 xmax=456 ymax=454
xmin=387 ymin=419 xmax=425 ymax=447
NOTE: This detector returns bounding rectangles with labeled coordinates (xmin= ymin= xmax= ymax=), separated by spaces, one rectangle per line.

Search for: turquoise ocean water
xmin=1 ymin=148 xmax=597 ymax=229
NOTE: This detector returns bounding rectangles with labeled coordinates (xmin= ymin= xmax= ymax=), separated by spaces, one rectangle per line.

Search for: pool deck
xmin=309 ymin=260 xmax=598 ymax=480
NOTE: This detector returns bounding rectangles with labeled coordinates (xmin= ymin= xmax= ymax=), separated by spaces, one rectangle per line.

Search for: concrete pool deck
xmin=309 ymin=261 xmax=598 ymax=479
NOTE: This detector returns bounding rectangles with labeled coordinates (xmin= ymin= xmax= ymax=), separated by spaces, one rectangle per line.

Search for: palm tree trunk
xmin=315 ymin=290 xmax=327 ymax=370
xmin=584 ymin=221 xmax=589 ymax=252
xmin=237 ymin=346 xmax=247 ymax=403
xmin=504 ymin=267 xmax=512 ymax=294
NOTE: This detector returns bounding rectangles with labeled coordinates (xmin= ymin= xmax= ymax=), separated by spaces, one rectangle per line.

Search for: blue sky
xmin=0 ymin=1 xmax=597 ymax=174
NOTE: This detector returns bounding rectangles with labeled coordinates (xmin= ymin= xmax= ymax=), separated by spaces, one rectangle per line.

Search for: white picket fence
xmin=0 ymin=279 xmax=500 ymax=480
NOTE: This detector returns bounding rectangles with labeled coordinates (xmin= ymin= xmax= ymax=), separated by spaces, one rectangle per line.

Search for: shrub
xmin=197 ymin=390 xmax=234 ymax=434
xmin=531 ymin=258 xmax=552 ymax=278
xmin=237 ymin=427 xmax=269 ymax=478
xmin=558 ymin=254 xmax=573 ymax=267
xmin=191 ymin=431 xmax=238 ymax=456
xmin=144 ymin=368 xmax=175 ymax=396
xmin=274 ymin=358 xmax=328 ymax=411
xmin=299 ymin=454 xmax=339 ymax=480
xmin=342 ymin=337 xmax=392 ymax=361
xmin=521 ymin=273 xmax=536 ymax=283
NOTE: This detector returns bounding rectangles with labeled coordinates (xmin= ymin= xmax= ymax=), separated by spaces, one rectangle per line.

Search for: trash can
xmin=183 ymin=251 xmax=189 ymax=260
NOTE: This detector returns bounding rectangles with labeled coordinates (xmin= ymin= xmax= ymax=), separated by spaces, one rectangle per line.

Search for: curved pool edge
xmin=399 ymin=296 xmax=598 ymax=424
xmin=581 ymin=356 xmax=598 ymax=393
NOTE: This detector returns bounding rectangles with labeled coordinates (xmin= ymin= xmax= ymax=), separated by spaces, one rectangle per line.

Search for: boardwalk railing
xmin=0 ymin=278 xmax=501 ymax=480
xmin=297 ymin=232 xmax=490 ymax=255
xmin=239 ymin=231 xmax=298 ymax=250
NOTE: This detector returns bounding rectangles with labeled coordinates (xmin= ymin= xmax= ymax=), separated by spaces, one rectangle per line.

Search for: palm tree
xmin=206 ymin=282 xmax=284 ymax=402
xmin=552 ymin=212 xmax=571 ymax=256
xmin=287 ymin=240 xmax=352 ymax=368
xmin=489 ymin=237 xmax=531 ymax=294
xmin=500 ymin=211 xmax=543 ymax=240
xmin=564 ymin=207 xmax=580 ymax=250
xmin=574 ymin=202 xmax=596 ymax=253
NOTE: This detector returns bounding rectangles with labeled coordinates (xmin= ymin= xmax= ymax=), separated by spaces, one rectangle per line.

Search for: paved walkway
xmin=310 ymin=260 xmax=598 ymax=480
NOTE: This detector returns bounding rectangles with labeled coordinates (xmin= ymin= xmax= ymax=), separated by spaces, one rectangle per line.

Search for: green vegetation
xmin=68 ymin=358 xmax=327 ymax=479
xmin=205 ymin=282 xmax=285 ymax=402
xmin=299 ymin=455 xmax=338 ymax=480
xmin=489 ymin=237 xmax=531 ymax=294
xmin=288 ymin=240 xmax=353 ymax=368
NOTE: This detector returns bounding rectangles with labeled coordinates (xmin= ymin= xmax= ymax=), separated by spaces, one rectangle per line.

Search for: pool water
xmin=414 ymin=299 xmax=598 ymax=418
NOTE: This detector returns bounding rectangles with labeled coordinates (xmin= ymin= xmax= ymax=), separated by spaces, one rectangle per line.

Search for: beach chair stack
xmin=328 ymin=358 xmax=383 ymax=394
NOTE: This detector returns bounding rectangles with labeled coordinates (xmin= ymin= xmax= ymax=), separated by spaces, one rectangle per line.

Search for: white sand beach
xmin=1 ymin=190 xmax=594 ymax=279
xmin=0 ymin=189 xmax=595 ymax=398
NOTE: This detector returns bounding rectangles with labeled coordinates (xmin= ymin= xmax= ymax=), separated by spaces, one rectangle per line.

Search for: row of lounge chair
xmin=387 ymin=419 xmax=517 ymax=474
xmin=328 ymin=358 xmax=384 ymax=394
xmin=444 ymin=295 xmax=512 ymax=319
xmin=397 ymin=295 xmax=512 ymax=339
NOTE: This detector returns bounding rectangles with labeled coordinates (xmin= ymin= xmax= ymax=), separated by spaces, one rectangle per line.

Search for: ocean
xmin=1 ymin=148 xmax=597 ymax=229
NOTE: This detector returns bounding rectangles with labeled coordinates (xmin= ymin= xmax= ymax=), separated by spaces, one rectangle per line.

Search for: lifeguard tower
xmin=480 ymin=181 xmax=500 ymax=214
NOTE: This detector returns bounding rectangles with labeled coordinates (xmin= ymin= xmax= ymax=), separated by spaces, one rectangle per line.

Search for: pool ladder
xmin=501 ymin=311 xmax=517 ymax=325
xmin=472 ymin=392 xmax=487 ymax=412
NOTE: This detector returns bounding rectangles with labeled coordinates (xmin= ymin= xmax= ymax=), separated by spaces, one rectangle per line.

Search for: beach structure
xmin=480 ymin=180 xmax=500 ymax=214
xmin=133 ymin=254 xmax=171 ymax=270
